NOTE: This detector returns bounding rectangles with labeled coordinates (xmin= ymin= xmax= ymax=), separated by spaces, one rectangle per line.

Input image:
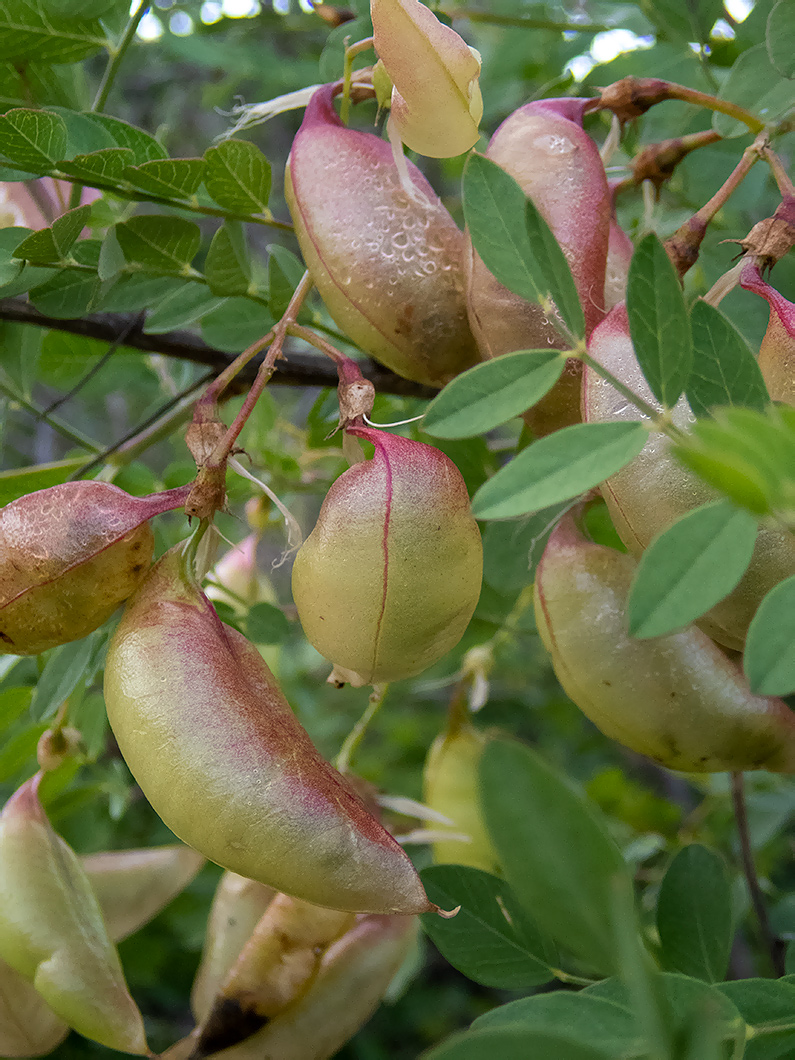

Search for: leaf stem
xmin=730 ymin=771 xmax=786 ymax=977
xmin=340 ymin=37 xmax=374 ymax=126
xmin=0 ymin=378 xmax=102 ymax=452
xmin=575 ymin=348 xmax=685 ymax=438
xmin=93 ymin=0 xmax=149 ymax=115
xmin=205 ymin=271 xmax=315 ymax=463
xmin=335 ymin=684 xmax=389 ymax=774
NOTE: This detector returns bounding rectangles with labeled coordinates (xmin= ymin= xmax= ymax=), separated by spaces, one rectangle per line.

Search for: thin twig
xmin=0 ymin=298 xmax=436 ymax=397
xmin=42 ymin=313 xmax=143 ymax=415
xmin=730 ymin=771 xmax=786 ymax=977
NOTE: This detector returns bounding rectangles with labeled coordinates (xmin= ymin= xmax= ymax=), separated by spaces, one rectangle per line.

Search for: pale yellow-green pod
xmin=0 ymin=962 xmax=69 ymax=1058
xmin=0 ymin=843 xmax=203 ymax=1057
xmin=193 ymin=893 xmax=355 ymax=1056
xmin=292 ymin=427 xmax=483 ymax=687
xmin=192 ymin=871 xmax=276 ymax=1023
xmin=0 ymin=776 xmax=147 ymax=1054
xmin=584 ymin=303 xmax=795 ymax=649
xmin=423 ymin=722 xmax=499 ymax=873
xmin=83 ymin=844 xmax=205 ymax=943
xmin=534 ymin=514 xmax=795 ymax=773
xmin=164 ymin=915 xmax=418 ymax=1060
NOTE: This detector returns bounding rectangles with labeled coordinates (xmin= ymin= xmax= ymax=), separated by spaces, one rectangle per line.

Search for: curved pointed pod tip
xmin=285 ymin=83 xmax=479 ymax=388
xmin=0 ymin=776 xmax=148 ymax=1054
xmin=534 ymin=513 xmax=795 ymax=773
xmin=0 ymin=481 xmax=188 ymax=655
xmin=105 ymin=541 xmax=434 ymax=915
xmin=292 ymin=426 xmax=483 ymax=687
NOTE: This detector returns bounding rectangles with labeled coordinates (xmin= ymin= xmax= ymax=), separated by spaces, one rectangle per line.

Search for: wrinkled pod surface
xmin=0 ymin=481 xmax=188 ymax=655
xmin=584 ymin=303 xmax=795 ymax=649
xmin=104 ymin=541 xmax=433 ymax=915
xmin=465 ymin=97 xmax=611 ymax=436
xmin=291 ymin=427 xmax=483 ymax=687
xmin=534 ymin=513 xmax=795 ymax=772
xmin=285 ymin=83 xmax=479 ymax=389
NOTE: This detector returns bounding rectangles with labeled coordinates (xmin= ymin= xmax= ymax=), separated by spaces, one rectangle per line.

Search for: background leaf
xmin=656 ymin=846 xmax=733 ymax=983
xmin=687 ymin=301 xmax=770 ymax=417
xmin=204 ymin=139 xmax=272 ymax=213
xmin=626 ymin=233 xmax=692 ymax=408
xmin=744 ymin=576 xmax=795 ymax=695
xmin=115 ymin=216 xmax=201 ymax=275
xmin=767 ymin=0 xmax=795 ymax=78
xmin=471 ymin=421 xmax=647 ymax=520
xmin=714 ymin=45 xmax=794 ymax=137
xmin=627 ymin=501 xmax=758 ymax=639
xmin=122 ymin=158 xmax=205 ymax=199
xmin=0 ymin=0 xmax=107 ymax=63
xmin=205 ymin=222 xmax=252 ymax=297
xmin=0 ymin=108 xmax=67 ymax=172
xmin=479 ymin=740 xmax=633 ymax=975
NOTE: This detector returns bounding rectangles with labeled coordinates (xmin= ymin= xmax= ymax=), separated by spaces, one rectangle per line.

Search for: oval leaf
xmin=656 ymin=845 xmax=733 ymax=983
xmin=424 ymin=1027 xmax=611 ymax=1060
xmin=423 ymin=350 xmax=566 ymax=439
xmin=471 ymin=421 xmax=647 ymax=520
xmin=767 ymin=0 xmax=795 ymax=78
xmin=687 ymin=300 xmax=770 ymax=417
xmin=627 ymin=500 xmax=758 ymax=639
xmin=626 ymin=232 xmax=692 ymax=409
xmin=462 ymin=153 xmax=584 ymax=340
xmin=420 ymin=864 xmax=554 ymax=990
xmin=479 ymin=739 xmax=632 ymax=975
xmin=744 ymin=575 xmax=795 ymax=695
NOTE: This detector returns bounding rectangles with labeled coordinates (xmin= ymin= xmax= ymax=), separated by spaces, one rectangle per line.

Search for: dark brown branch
xmin=0 ymin=297 xmax=437 ymax=399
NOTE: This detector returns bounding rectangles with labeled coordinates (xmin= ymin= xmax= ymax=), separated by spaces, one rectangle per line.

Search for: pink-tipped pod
xmin=464 ymin=98 xmax=611 ymax=435
xmin=0 ymin=481 xmax=188 ymax=655
xmin=205 ymin=534 xmax=276 ymax=612
xmin=284 ymin=84 xmax=479 ymax=389
xmin=192 ymin=872 xmax=276 ymax=1023
xmin=0 ymin=777 xmax=147 ymax=1054
xmin=534 ymin=514 xmax=795 ymax=772
xmin=104 ymin=543 xmax=434 ymax=915
xmin=741 ymin=260 xmax=795 ymax=406
xmin=291 ymin=427 xmax=483 ymax=687
xmin=583 ymin=303 xmax=795 ymax=649
xmin=166 ymin=914 xmax=418 ymax=1060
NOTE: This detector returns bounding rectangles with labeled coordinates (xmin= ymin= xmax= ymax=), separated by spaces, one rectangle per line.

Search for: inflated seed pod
xmin=0 ymin=843 xmax=204 ymax=1058
xmin=291 ymin=427 xmax=483 ymax=687
xmin=464 ymin=98 xmax=611 ymax=436
xmin=0 ymin=776 xmax=147 ymax=1054
xmin=584 ymin=303 xmax=795 ymax=649
xmin=193 ymin=893 xmax=355 ymax=1057
xmin=192 ymin=872 xmax=276 ymax=1023
xmin=534 ymin=514 xmax=795 ymax=772
xmin=83 ymin=844 xmax=205 ymax=943
xmin=284 ymin=83 xmax=479 ymax=388
xmin=104 ymin=541 xmax=434 ymax=915
xmin=0 ymin=960 xmax=69 ymax=1059
xmin=165 ymin=915 xmax=418 ymax=1060
xmin=423 ymin=720 xmax=499 ymax=873
xmin=740 ymin=260 xmax=795 ymax=405
xmin=0 ymin=481 xmax=188 ymax=655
